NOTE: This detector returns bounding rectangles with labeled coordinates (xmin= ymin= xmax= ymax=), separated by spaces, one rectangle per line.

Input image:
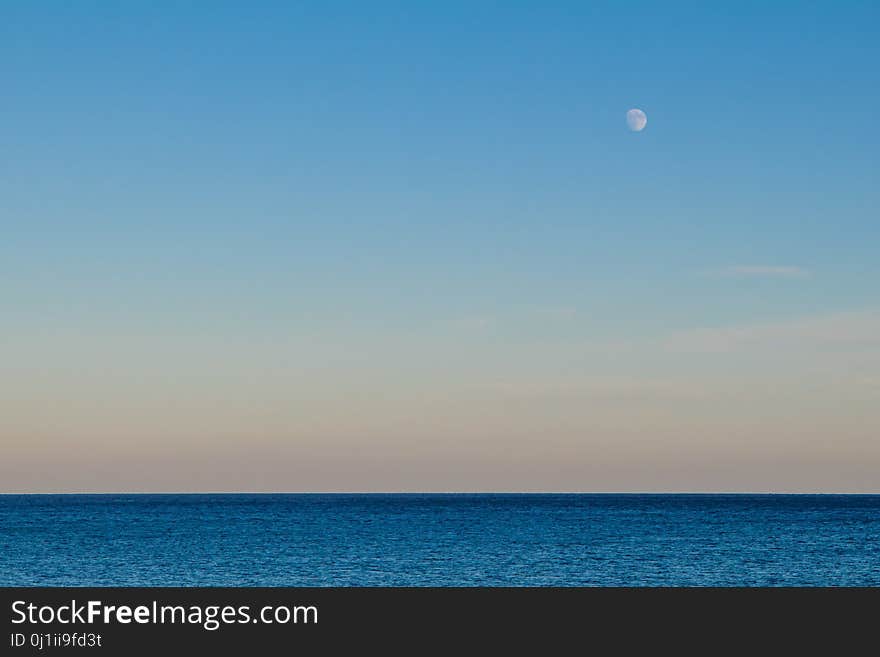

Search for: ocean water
xmin=1 ymin=494 xmax=879 ymax=586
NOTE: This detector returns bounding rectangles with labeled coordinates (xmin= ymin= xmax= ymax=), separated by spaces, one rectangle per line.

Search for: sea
xmin=2 ymin=494 xmax=879 ymax=586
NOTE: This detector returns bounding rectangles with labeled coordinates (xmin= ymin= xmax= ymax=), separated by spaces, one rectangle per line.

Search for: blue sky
xmin=2 ymin=2 xmax=878 ymax=491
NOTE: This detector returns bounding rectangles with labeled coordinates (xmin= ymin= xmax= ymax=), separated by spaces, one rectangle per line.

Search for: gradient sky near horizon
xmin=2 ymin=1 xmax=878 ymax=492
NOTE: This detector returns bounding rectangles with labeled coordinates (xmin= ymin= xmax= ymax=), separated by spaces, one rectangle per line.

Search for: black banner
xmin=2 ymin=587 xmax=876 ymax=653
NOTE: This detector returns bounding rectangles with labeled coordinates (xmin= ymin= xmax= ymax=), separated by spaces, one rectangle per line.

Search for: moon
xmin=626 ymin=108 xmax=647 ymax=132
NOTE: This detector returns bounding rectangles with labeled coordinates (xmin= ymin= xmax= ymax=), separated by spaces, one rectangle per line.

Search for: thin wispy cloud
xmin=714 ymin=265 xmax=810 ymax=279
xmin=477 ymin=376 xmax=707 ymax=401
xmin=664 ymin=309 xmax=880 ymax=353
xmin=531 ymin=306 xmax=577 ymax=320
xmin=449 ymin=316 xmax=492 ymax=332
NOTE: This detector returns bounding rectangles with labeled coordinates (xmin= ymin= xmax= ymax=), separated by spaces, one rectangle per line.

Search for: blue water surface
xmin=1 ymin=494 xmax=878 ymax=586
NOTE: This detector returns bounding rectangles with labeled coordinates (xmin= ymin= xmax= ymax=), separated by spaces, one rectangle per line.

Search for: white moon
xmin=626 ymin=108 xmax=647 ymax=131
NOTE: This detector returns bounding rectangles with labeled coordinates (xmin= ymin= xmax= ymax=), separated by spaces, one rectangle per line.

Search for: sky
xmin=2 ymin=1 xmax=878 ymax=492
